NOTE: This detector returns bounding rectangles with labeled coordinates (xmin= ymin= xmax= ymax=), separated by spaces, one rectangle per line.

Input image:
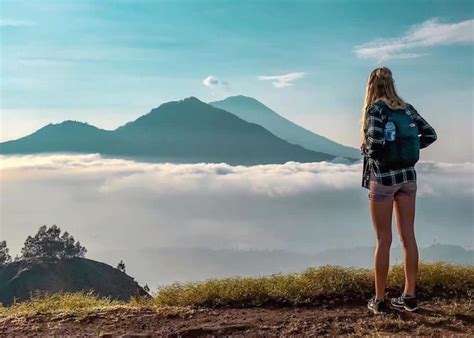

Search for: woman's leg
xmin=369 ymin=199 xmax=394 ymax=300
xmin=394 ymin=191 xmax=418 ymax=296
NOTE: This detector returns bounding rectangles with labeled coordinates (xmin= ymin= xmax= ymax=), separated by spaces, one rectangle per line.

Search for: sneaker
xmin=367 ymin=296 xmax=387 ymax=315
xmin=391 ymin=293 xmax=418 ymax=312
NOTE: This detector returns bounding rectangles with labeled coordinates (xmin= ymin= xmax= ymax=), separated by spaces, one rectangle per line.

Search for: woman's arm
xmin=408 ymin=104 xmax=437 ymax=149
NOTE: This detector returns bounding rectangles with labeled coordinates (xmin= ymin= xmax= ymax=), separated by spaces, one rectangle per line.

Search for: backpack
xmin=378 ymin=103 xmax=420 ymax=169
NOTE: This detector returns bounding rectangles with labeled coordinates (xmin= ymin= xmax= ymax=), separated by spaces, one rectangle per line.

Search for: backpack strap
xmin=374 ymin=101 xmax=389 ymax=124
xmin=404 ymin=103 xmax=416 ymax=122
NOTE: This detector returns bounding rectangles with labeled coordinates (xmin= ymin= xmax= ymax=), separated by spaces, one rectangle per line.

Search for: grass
xmin=0 ymin=292 xmax=124 ymax=317
xmin=1 ymin=262 xmax=472 ymax=316
xmin=0 ymin=292 xmax=193 ymax=318
xmin=153 ymin=262 xmax=473 ymax=307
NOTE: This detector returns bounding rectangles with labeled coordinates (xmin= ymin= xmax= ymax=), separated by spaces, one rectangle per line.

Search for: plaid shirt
xmin=361 ymin=101 xmax=437 ymax=189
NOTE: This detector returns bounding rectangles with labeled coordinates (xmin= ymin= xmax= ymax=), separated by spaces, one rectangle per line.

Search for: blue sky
xmin=1 ymin=0 xmax=473 ymax=161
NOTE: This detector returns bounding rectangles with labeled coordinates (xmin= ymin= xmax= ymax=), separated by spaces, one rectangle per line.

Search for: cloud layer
xmin=257 ymin=72 xmax=306 ymax=88
xmin=1 ymin=154 xmax=472 ymax=281
xmin=354 ymin=18 xmax=474 ymax=61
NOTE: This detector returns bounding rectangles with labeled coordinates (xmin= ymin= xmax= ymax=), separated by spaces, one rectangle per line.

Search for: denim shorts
xmin=368 ymin=172 xmax=417 ymax=202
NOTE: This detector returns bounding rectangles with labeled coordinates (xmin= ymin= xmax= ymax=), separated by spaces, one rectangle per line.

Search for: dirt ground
xmin=1 ymin=299 xmax=472 ymax=336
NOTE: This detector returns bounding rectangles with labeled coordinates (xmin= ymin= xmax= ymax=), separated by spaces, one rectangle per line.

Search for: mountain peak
xmin=210 ymin=96 xmax=360 ymax=159
xmin=40 ymin=120 xmax=96 ymax=131
xmin=214 ymin=95 xmax=266 ymax=107
xmin=181 ymin=96 xmax=204 ymax=104
xmin=59 ymin=120 xmax=90 ymax=126
xmin=223 ymin=95 xmax=258 ymax=101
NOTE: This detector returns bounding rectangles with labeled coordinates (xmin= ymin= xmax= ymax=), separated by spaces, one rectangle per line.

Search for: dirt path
xmin=1 ymin=299 xmax=472 ymax=336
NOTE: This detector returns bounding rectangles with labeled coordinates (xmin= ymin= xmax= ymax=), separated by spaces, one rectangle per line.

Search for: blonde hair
xmin=361 ymin=67 xmax=406 ymax=143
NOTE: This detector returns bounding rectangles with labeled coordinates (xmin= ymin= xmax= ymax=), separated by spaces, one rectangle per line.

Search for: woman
xmin=360 ymin=67 xmax=437 ymax=315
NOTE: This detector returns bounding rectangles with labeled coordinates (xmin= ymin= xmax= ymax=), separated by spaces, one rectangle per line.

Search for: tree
xmin=143 ymin=284 xmax=150 ymax=293
xmin=0 ymin=240 xmax=12 ymax=265
xmin=117 ymin=260 xmax=126 ymax=273
xmin=21 ymin=225 xmax=87 ymax=259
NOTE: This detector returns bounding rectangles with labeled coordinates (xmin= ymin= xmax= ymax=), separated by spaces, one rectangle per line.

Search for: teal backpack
xmin=378 ymin=103 xmax=420 ymax=169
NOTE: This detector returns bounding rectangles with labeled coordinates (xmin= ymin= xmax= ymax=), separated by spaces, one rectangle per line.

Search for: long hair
xmin=360 ymin=67 xmax=406 ymax=143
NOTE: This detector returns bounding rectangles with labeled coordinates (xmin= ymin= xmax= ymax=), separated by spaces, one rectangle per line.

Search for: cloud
xmin=3 ymin=154 xmax=470 ymax=198
xmin=1 ymin=154 xmax=472 ymax=284
xmin=0 ymin=19 xmax=35 ymax=27
xmin=257 ymin=72 xmax=306 ymax=88
xmin=202 ymin=75 xmax=229 ymax=88
xmin=354 ymin=18 xmax=474 ymax=62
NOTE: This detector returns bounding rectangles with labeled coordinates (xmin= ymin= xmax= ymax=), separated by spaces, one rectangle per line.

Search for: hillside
xmin=210 ymin=95 xmax=360 ymax=159
xmin=0 ymin=257 xmax=148 ymax=306
xmin=0 ymin=97 xmax=341 ymax=165
xmin=1 ymin=263 xmax=472 ymax=335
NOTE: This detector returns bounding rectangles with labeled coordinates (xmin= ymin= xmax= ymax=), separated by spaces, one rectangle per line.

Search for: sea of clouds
xmin=1 ymin=154 xmax=472 ymax=283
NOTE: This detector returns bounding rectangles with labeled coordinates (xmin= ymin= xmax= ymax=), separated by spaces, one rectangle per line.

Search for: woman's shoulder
xmin=372 ymin=99 xmax=415 ymax=112
xmin=366 ymin=100 xmax=385 ymax=115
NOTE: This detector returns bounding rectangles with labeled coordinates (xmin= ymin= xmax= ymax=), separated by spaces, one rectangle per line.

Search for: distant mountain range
xmin=0 ymin=96 xmax=358 ymax=165
xmin=210 ymin=96 xmax=360 ymax=159
xmin=100 ymin=243 xmax=473 ymax=286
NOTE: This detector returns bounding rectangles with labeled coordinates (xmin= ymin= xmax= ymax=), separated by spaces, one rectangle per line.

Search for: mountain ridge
xmin=0 ymin=97 xmax=346 ymax=165
xmin=210 ymin=95 xmax=360 ymax=159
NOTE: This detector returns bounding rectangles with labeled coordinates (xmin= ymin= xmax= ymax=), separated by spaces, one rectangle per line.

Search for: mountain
xmin=0 ymin=121 xmax=112 ymax=154
xmin=210 ymin=95 xmax=360 ymax=159
xmin=0 ymin=257 xmax=149 ymax=306
xmin=98 ymin=244 xmax=473 ymax=286
xmin=0 ymin=97 xmax=341 ymax=165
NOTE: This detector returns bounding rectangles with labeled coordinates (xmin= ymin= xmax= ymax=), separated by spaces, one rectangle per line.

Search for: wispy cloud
xmin=257 ymin=72 xmax=306 ymax=88
xmin=354 ymin=18 xmax=474 ymax=62
xmin=0 ymin=18 xmax=36 ymax=27
xmin=202 ymin=75 xmax=229 ymax=88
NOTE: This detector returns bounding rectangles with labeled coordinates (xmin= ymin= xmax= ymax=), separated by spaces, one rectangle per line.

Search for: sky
xmin=1 ymin=0 xmax=473 ymax=162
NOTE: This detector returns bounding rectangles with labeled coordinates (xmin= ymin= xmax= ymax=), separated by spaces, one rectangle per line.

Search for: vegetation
xmin=153 ymin=262 xmax=474 ymax=307
xmin=20 ymin=225 xmax=87 ymax=259
xmin=0 ymin=241 xmax=11 ymax=266
xmin=0 ymin=262 xmax=472 ymax=315
xmin=0 ymin=292 xmax=189 ymax=318
xmin=117 ymin=260 xmax=126 ymax=273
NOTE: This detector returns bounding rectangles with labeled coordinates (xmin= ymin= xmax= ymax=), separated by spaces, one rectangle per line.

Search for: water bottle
xmin=384 ymin=120 xmax=396 ymax=141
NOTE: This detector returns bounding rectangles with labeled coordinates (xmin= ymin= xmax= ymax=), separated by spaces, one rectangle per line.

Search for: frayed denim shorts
xmin=368 ymin=172 xmax=417 ymax=202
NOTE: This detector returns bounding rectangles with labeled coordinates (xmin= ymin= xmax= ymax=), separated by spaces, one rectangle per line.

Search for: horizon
xmin=1 ymin=0 xmax=473 ymax=162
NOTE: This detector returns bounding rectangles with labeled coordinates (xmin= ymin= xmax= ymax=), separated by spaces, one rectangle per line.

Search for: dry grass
xmin=0 ymin=292 xmax=124 ymax=317
xmin=154 ymin=262 xmax=474 ymax=307
xmin=1 ymin=262 xmax=472 ymax=316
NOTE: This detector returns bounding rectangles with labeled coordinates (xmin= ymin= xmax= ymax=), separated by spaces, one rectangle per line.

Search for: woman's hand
xmin=360 ymin=143 xmax=366 ymax=155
